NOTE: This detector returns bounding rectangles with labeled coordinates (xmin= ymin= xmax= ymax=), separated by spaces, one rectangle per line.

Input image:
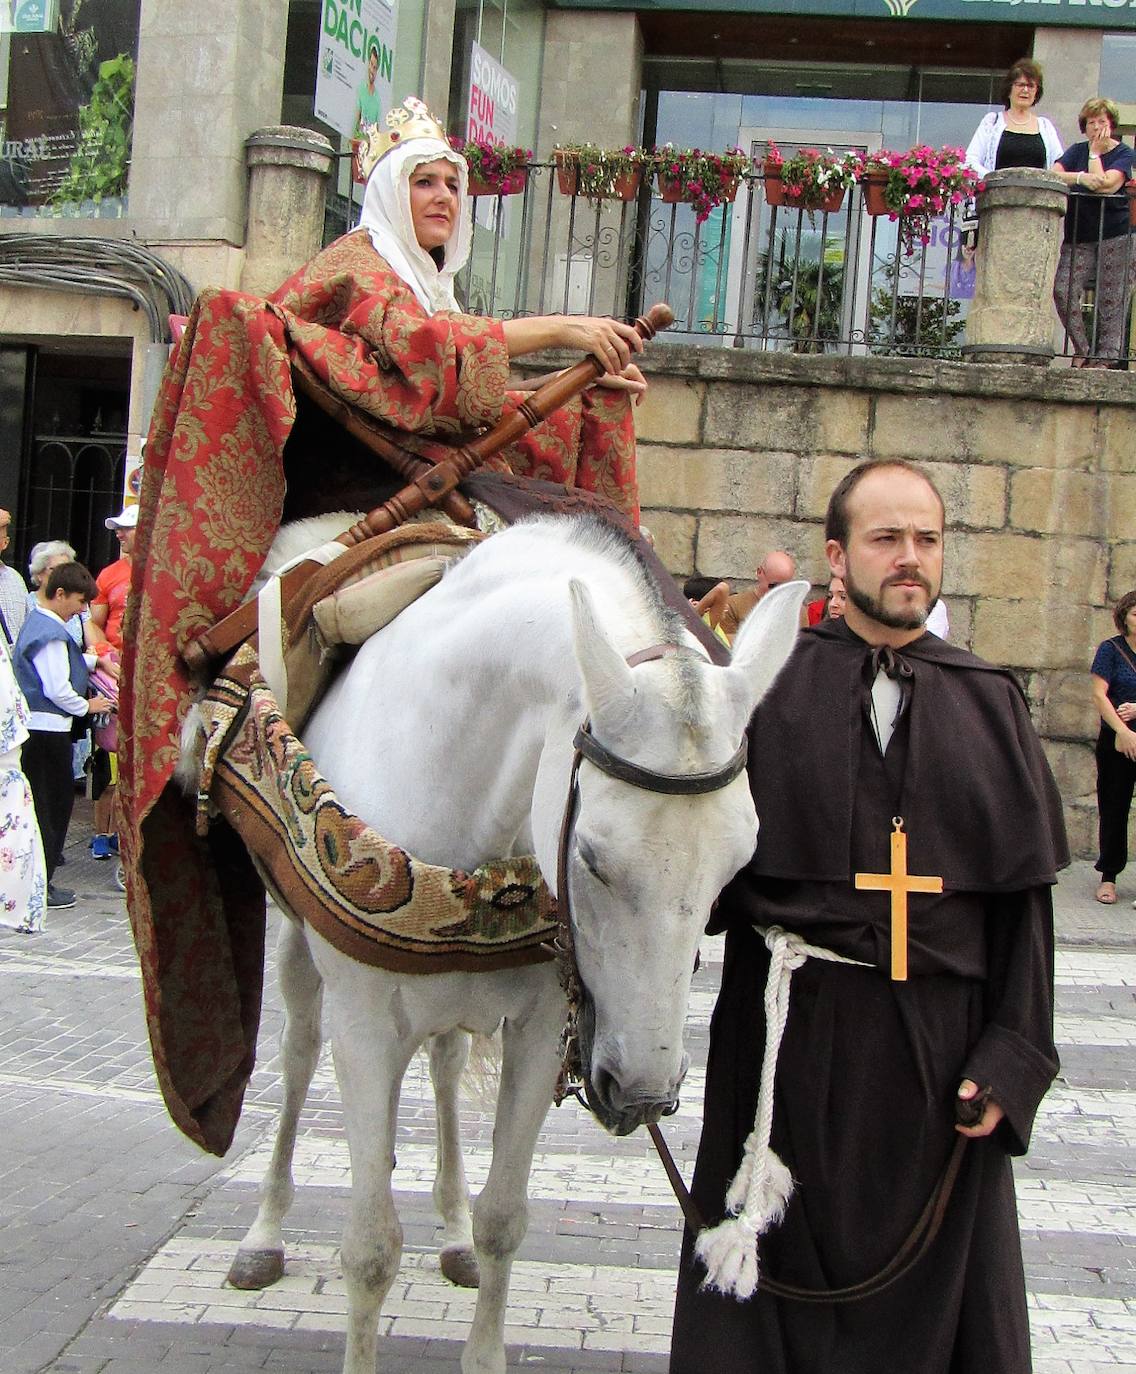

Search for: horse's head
xmin=534 ymin=578 xmax=807 ymax=1137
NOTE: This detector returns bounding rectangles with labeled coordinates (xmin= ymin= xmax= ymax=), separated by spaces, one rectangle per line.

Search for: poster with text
xmin=467 ymin=41 xmax=520 ymax=235
xmin=315 ymin=0 xmax=397 ymax=140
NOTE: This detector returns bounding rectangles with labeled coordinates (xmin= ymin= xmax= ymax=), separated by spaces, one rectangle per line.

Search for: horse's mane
xmin=517 ymin=514 xmax=707 ymax=726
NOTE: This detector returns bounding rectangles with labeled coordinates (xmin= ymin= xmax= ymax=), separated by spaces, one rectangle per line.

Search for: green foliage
xmin=50 ymin=54 xmax=135 ymax=209
xmin=868 ymin=287 xmax=965 ymax=357
xmin=771 ymin=259 xmax=845 ymax=353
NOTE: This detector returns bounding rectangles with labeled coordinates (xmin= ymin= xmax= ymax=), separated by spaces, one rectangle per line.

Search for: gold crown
xmin=355 ymin=96 xmax=450 ymax=182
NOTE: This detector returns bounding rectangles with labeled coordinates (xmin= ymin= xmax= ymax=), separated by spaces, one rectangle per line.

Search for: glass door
xmin=726 ymin=126 xmax=880 ymax=352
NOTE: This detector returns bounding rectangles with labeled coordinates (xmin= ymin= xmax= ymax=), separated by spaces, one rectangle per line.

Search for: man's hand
xmin=955 ymin=1080 xmax=1004 ymax=1138
xmin=87 ymin=694 xmax=114 ymax=715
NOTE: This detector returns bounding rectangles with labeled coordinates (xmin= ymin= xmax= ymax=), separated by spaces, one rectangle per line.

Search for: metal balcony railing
xmin=454 ymin=163 xmax=1135 ymax=365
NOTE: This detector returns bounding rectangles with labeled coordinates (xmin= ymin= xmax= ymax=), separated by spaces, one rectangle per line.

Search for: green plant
xmin=861 ymin=145 xmax=981 ymax=254
xmin=771 ymin=258 xmax=845 ymax=353
xmin=554 ymin=143 xmax=645 ymax=202
xmin=653 ymin=144 xmax=750 ymax=223
xmin=50 ymin=53 xmax=135 ymax=208
xmin=451 ymin=137 xmax=532 ymax=193
xmin=766 ymin=144 xmax=862 ymax=203
xmin=868 ymin=287 xmax=964 ymax=357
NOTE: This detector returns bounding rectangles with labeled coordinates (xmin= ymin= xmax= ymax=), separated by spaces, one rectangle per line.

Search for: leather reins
xmin=545 ymin=642 xmax=973 ymax=1306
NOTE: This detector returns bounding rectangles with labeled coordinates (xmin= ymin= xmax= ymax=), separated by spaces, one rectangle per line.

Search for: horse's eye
xmin=576 ymin=842 xmax=611 ymax=887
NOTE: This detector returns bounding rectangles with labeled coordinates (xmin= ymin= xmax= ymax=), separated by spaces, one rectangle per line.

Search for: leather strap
xmin=647 ymin=1124 xmax=969 ymax=1304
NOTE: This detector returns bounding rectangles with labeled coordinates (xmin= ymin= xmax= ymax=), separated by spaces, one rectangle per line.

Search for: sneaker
xmin=90 ymin=834 xmax=112 ymax=860
xmin=47 ymin=884 xmax=77 ymax=909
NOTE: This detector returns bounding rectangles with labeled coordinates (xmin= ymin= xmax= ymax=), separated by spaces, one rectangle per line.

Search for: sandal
xmin=1096 ymin=881 xmax=1117 ymax=904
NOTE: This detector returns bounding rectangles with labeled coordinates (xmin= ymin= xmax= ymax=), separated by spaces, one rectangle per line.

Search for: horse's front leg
xmin=332 ymin=1009 xmax=414 ymax=1374
xmin=229 ymin=916 xmax=323 ymax=1289
xmin=462 ymin=987 xmax=564 ymax=1374
xmin=429 ymin=1028 xmax=480 ymax=1288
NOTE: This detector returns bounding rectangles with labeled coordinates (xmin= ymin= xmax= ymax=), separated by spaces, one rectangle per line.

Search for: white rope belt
xmin=694 ymin=924 xmax=871 ymax=1300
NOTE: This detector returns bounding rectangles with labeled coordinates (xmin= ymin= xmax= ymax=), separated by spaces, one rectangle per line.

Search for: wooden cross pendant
xmin=854 ymin=817 xmax=943 ymax=981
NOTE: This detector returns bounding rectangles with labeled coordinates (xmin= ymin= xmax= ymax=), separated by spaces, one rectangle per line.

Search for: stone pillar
xmin=130 ymin=0 xmax=288 ymax=244
xmin=421 ymin=0 xmax=457 ymax=118
xmin=1031 ymin=29 xmax=1102 ymax=150
xmin=240 ymin=128 xmax=335 ymax=298
xmin=962 ymin=169 xmax=1067 ymax=366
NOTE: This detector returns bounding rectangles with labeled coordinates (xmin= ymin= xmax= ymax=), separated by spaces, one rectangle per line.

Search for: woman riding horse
xmin=119 ymin=96 xmax=656 ymax=1158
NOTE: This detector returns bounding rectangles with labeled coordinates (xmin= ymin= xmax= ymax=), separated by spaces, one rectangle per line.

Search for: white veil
xmin=359 ymin=138 xmax=472 ymax=315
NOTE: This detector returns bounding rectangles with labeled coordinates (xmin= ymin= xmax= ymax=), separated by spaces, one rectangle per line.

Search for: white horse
xmin=225 ymin=514 xmax=805 ymax=1374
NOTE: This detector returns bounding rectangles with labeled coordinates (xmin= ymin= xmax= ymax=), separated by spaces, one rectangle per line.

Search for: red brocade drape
xmin=119 ymin=231 xmax=639 ymax=1154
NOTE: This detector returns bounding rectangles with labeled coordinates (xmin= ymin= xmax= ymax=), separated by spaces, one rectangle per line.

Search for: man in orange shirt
xmin=87 ymin=505 xmax=135 ymax=861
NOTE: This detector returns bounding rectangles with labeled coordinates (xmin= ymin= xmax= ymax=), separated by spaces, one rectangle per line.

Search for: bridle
xmin=543 ymin=642 xmax=970 ymax=1305
xmin=544 ymin=642 xmax=748 ymax=1110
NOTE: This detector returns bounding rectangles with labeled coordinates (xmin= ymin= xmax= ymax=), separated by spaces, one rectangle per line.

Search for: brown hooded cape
xmin=671 ymin=616 xmax=1067 ymax=1374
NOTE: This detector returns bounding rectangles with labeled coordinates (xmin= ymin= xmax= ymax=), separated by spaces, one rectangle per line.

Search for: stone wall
xmin=630 ymin=347 xmax=1136 ymax=858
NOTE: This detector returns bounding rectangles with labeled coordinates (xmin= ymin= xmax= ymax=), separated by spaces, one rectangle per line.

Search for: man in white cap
xmin=86 ymin=504 xmax=136 ymax=860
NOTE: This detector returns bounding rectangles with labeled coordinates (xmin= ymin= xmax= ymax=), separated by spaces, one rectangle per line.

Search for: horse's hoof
xmin=440 ymin=1244 xmax=480 ymax=1288
xmin=227 ymin=1248 xmax=285 ymax=1290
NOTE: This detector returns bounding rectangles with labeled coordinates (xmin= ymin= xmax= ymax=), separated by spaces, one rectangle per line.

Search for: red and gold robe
xmin=119 ymin=230 xmax=638 ymax=1155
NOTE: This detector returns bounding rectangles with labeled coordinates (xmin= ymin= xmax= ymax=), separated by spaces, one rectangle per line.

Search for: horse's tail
xmin=462 ymin=1030 xmax=502 ymax=1108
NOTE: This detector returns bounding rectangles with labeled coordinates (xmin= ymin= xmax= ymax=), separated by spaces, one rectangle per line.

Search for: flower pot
xmin=862 ymin=170 xmax=900 ymax=217
xmin=555 ymin=151 xmax=641 ymax=201
xmin=763 ymin=167 xmax=845 ymax=214
xmin=467 ymin=169 xmax=527 ymax=197
xmin=657 ymin=173 xmax=739 ymax=206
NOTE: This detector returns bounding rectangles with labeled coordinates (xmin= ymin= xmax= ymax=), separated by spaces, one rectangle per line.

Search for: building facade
xmin=0 ymin=0 xmax=1133 ymax=568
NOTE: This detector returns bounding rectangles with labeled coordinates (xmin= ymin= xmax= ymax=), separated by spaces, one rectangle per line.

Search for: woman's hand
xmin=591 ymin=362 xmax=647 ymax=404
xmin=1115 ymin=726 xmax=1136 ymax=762
xmin=557 ymin=315 xmax=644 ymax=375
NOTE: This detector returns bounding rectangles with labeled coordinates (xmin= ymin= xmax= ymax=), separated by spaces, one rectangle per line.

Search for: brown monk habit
xmin=671 ymin=617 xmax=1068 ymax=1374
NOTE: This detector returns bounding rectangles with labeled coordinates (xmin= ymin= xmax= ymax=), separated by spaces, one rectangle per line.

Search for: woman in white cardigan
xmin=965 ymin=59 xmax=1063 ymax=177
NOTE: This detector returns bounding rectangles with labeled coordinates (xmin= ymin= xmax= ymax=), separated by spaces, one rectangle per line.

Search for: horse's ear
xmin=569 ymin=579 xmax=635 ymax=724
xmin=725 ymin=580 xmax=809 ymax=718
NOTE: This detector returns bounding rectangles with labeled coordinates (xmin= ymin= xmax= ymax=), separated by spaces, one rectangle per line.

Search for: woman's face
xmin=1009 ymin=75 xmax=1038 ymax=110
xmin=1124 ymin=604 xmax=1136 ymax=639
xmin=1084 ymin=112 xmax=1114 ymax=142
xmin=827 ymin=576 xmax=847 ymax=619
xmin=409 ymin=158 xmax=461 ymax=252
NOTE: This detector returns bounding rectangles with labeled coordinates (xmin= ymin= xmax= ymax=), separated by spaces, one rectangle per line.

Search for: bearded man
xmin=670 ymin=459 xmax=1067 ymax=1374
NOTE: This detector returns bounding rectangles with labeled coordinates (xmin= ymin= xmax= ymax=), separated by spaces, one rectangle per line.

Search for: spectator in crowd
xmin=1051 ymin=98 xmax=1136 ymax=368
xmin=0 ymin=631 xmax=45 ymax=934
xmin=698 ymin=550 xmax=798 ymax=642
xmin=1089 ymin=590 xmax=1136 ymax=905
xmin=88 ymin=506 xmax=135 ymax=860
xmin=965 ymin=60 xmax=1063 ymax=177
xmin=806 ymin=574 xmax=847 ymax=625
xmin=14 ymin=562 xmax=113 ymax=910
xmin=28 ymin=540 xmax=90 ymax=847
xmin=0 ymin=507 xmax=28 ymax=648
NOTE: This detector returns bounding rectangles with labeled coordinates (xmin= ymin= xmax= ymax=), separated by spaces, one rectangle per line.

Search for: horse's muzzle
xmin=576 ymin=996 xmax=685 ymax=1137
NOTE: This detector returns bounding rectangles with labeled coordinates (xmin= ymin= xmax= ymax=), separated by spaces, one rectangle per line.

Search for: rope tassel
xmin=695 ymin=926 xmax=870 ymax=1300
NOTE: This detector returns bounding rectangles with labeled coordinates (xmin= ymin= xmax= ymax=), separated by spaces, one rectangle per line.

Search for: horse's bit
xmin=545 ymin=642 xmax=748 ymax=1111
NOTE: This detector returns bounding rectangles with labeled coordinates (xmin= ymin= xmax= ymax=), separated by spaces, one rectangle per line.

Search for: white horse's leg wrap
xmin=694 ymin=925 xmax=871 ymax=1300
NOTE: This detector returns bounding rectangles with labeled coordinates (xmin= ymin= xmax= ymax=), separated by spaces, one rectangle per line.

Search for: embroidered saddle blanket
xmin=196 ymin=520 xmax=557 ymax=973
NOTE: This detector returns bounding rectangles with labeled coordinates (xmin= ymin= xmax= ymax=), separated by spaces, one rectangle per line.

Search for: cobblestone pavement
xmin=1 ymin=807 xmax=1134 ymax=1373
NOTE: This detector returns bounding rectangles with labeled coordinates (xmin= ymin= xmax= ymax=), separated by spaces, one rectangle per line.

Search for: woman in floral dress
xmin=0 ymin=633 xmax=46 ymax=933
